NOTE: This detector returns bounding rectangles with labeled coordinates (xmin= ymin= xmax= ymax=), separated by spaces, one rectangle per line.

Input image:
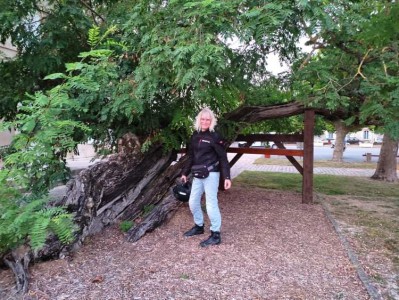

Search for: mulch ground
xmin=1 ymin=186 xmax=370 ymax=300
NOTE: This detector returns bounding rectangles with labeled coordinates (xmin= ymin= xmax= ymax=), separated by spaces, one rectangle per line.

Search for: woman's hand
xmin=224 ymin=179 xmax=232 ymax=190
xmin=181 ymin=175 xmax=187 ymax=183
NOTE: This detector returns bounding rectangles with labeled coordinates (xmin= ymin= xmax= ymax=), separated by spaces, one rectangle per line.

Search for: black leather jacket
xmin=182 ymin=130 xmax=231 ymax=179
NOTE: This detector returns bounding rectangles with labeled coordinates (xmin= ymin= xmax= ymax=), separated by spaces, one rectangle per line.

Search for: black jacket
xmin=182 ymin=130 xmax=231 ymax=179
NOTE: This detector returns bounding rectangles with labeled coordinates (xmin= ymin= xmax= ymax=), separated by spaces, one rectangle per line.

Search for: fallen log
xmin=3 ymin=138 xmax=184 ymax=294
xmin=126 ymin=193 xmax=182 ymax=242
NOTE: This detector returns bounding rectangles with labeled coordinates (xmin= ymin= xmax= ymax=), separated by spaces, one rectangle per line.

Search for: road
xmin=313 ymin=144 xmax=381 ymax=162
xmin=230 ymin=142 xmax=382 ymax=163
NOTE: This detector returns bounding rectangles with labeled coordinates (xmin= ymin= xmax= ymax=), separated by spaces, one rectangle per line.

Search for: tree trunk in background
xmin=331 ymin=120 xmax=350 ymax=162
xmin=371 ymin=134 xmax=398 ymax=182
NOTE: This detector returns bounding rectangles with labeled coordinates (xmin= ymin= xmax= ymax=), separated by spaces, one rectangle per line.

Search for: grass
xmin=234 ymin=170 xmax=399 ymax=197
xmin=234 ymin=171 xmax=399 ymax=298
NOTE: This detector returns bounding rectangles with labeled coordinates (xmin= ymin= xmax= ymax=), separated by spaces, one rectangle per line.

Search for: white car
xmin=359 ymin=140 xmax=374 ymax=148
xmin=251 ymin=141 xmax=278 ymax=149
xmin=238 ymin=141 xmax=278 ymax=149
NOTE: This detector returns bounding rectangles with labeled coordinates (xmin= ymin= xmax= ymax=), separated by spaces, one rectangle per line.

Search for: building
xmin=0 ymin=38 xmax=17 ymax=59
xmin=315 ymin=127 xmax=384 ymax=147
xmin=0 ymin=38 xmax=18 ymax=148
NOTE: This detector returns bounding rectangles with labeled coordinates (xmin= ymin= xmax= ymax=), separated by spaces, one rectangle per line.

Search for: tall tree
xmin=2 ymin=1 xmax=399 ymax=293
xmin=292 ymin=0 xmax=399 ymax=178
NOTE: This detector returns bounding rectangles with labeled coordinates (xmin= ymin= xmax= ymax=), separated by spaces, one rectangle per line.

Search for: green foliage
xmin=0 ymin=31 xmax=123 ymax=255
xmin=292 ymin=1 xmax=399 ymax=138
xmin=142 ymin=204 xmax=155 ymax=217
xmin=119 ymin=220 xmax=134 ymax=233
xmin=0 ymin=190 xmax=76 ymax=253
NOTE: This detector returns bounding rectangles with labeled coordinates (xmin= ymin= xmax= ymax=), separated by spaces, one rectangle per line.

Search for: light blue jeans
xmin=189 ymin=172 xmax=221 ymax=232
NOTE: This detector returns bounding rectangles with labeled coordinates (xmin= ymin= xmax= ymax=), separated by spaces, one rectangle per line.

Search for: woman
xmin=181 ymin=107 xmax=232 ymax=247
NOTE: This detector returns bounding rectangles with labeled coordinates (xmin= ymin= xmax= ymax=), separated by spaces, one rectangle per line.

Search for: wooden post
xmin=302 ymin=110 xmax=314 ymax=204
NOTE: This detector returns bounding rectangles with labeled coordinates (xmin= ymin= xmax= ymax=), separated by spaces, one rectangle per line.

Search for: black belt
xmin=208 ymin=161 xmax=219 ymax=172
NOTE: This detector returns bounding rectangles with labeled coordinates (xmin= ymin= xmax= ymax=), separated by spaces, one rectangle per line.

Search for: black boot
xmin=200 ymin=231 xmax=221 ymax=247
xmin=184 ymin=224 xmax=204 ymax=237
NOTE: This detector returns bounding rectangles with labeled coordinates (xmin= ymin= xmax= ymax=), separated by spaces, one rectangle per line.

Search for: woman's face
xmin=200 ymin=112 xmax=212 ymax=131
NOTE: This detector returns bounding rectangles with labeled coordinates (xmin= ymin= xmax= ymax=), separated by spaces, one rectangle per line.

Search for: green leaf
xmin=44 ymin=73 xmax=69 ymax=80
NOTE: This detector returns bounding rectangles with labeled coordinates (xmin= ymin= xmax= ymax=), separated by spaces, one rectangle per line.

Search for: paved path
xmin=228 ymin=154 xmax=374 ymax=178
xmin=65 ymin=153 xmax=375 ymax=179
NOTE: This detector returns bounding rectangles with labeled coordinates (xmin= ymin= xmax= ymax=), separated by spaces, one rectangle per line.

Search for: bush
xmin=119 ymin=220 xmax=134 ymax=233
xmin=0 ymin=185 xmax=76 ymax=254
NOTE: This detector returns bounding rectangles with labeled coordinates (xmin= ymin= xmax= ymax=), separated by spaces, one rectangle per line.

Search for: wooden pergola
xmin=227 ymin=110 xmax=315 ymax=204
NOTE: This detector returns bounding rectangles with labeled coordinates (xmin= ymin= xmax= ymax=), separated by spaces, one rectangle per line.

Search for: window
xmin=363 ymin=130 xmax=369 ymax=140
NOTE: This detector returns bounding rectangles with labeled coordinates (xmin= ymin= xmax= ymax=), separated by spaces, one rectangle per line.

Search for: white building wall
xmin=0 ymin=38 xmax=17 ymax=59
xmin=0 ymin=38 xmax=18 ymax=146
xmin=322 ymin=128 xmax=383 ymax=143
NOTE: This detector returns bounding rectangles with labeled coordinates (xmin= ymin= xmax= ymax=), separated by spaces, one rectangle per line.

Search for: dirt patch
xmin=1 ymin=187 xmax=371 ymax=300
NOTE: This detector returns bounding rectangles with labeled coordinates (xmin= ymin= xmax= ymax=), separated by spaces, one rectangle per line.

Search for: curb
xmin=318 ymin=194 xmax=382 ymax=300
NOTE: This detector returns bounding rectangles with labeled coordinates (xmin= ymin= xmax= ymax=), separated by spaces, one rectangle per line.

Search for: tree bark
xmin=224 ymin=101 xmax=305 ymax=122
xmin=331 ymin=120 xmax=350 ymax=162
xmin=58 ymin=142 xmax=181 ymax=253
xmin=3 ymin=245 xmax=32 ymax=294
xmin=371 ymin=134 xmax=398 ymax=182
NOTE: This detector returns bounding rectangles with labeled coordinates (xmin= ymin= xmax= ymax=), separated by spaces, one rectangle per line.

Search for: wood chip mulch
xmin=1 ymin=186 xmax=370 ymax=300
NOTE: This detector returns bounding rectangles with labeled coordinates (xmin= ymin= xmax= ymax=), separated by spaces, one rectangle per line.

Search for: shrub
xmin=119 ymin=220 xmax=134 ymax=232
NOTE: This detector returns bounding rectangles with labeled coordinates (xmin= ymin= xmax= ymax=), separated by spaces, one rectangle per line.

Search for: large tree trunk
xmin=331 ymin=120 xmax=350 ymax=162
xmin=58 ymin=142 xmax=184 ymax=253
xmin=371 ymin=134 xmax=398 ymax=182
xmin=3 ymin=139 xmax=186 ymax=293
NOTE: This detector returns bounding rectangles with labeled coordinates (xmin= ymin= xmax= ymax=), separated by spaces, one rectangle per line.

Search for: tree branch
xmin=79 ymin=0 xmax=105 ymax=24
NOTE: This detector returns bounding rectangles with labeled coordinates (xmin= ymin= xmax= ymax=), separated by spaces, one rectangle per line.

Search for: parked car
xmin=374 ymin=137 xmax=383 ymax=145
xmin=238 ymin=141 xmax=278 ymax=149
xmin=346 ymin=137 xmax=360 ymax=145
xmin=321 ymin=138 xmax=335 ymax=145
xmin=359 ymin=139 xmax=374 ymax=148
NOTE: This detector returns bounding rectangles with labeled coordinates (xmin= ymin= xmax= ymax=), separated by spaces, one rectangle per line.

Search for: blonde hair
xmin=194 ymin=107 xmax=217 ymax=132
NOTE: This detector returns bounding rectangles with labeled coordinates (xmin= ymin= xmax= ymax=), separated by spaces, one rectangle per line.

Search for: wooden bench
xmin=363 ymin=152 xmax=399 ymax=162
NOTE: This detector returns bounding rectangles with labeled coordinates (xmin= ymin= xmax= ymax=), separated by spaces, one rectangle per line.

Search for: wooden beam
xmin=274 ymin=141 xmax=303 ymax=175
xmin=229 ymin=153 xmax=244 ymax=168
xmin=302 ymin=110 xmax=315 ymax=204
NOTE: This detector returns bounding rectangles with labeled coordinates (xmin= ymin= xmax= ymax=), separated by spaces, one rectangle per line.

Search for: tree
xmin=372 ymin=134 xmax=399 ymax=182
xmin=291 ymin=0 xmax=399 ymax=177
xmin=0 ymin=1 xmax=308 ymax=292
xmin=2 ymin=0 xmax=399 ymax=293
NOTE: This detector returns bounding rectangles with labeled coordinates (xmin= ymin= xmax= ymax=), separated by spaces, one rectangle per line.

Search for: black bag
xmin=191 ymin=164 xmax=210 ymax=178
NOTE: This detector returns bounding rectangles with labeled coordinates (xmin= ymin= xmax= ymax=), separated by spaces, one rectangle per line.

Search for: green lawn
xmin=234 ymin=170 xmax=399 ymax=197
